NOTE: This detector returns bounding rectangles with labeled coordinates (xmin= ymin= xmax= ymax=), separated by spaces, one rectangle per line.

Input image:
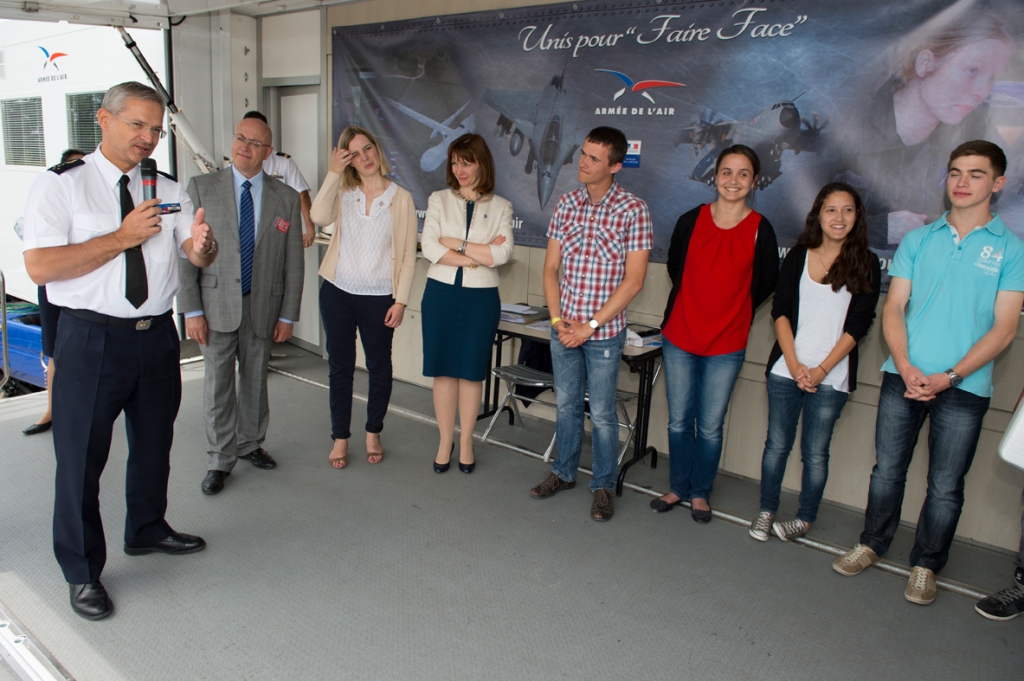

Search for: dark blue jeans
xmin=860 ymin=371 xmax=989 ymax=574
xmin=759 ymin=373 xmax=849 ymax=523
xmin=320 ymin=282 xmax=395 ymax=441
xmin=550 ymin=328 xmax=627 ymax=491
xmin=663 ymin=338 xmax=745 ymax=501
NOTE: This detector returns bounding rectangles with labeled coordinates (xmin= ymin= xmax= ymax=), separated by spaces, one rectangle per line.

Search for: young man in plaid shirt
xmin=529 ymin=127 xmax=653 ymax=521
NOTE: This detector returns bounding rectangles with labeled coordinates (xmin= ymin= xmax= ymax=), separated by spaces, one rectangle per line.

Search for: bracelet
xmin=817 ymin=365 xmax=828 ymax=375
xmin=550 ymin=316 xmax=562 ymax=327
xmin=457 ymin=240 xmax=468 ymax=254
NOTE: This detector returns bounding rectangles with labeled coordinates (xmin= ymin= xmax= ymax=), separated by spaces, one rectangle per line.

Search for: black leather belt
xmin=65 ymin=308 xmax=172 ymax=331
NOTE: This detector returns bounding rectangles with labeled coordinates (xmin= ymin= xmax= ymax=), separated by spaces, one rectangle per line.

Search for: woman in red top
xmin=652 ymin=145 xmax=779 ymax=522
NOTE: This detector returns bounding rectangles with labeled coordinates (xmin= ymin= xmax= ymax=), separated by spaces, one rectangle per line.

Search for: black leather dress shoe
xmin=240 ymin=448 xmax=277 ymax=469
xmin=22 ymin=420 xmax=52 ymax=435
xmin=124 ymin=531 xmax=207 ymax=556
xmin=201 ymin=470 xmax=228 ymax=495
xmin=69 ymin=581 xmax=112 ymax=620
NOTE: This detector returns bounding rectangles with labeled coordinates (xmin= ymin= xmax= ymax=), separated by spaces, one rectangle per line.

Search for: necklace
xmin=816 ymin=248 xmax=834 ymax=276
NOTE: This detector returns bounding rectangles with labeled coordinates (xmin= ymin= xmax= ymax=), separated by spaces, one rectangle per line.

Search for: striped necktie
xmin=239 ymin=180 xmax=255 ymax=296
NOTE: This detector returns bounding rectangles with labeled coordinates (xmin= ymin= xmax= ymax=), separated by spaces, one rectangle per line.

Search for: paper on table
xmin=500 ymin=303 xmax=533 ymax=313
xmin=527 ymin=319 xmax=552 ymax=331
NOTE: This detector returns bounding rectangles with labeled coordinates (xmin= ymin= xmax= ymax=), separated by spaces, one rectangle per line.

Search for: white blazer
xmin=420 ymin=188 xmax=514 ymax=288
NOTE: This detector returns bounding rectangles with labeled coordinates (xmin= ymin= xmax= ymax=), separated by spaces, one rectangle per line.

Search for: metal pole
xmin=0 ymin=270 xmax=10 ymax=394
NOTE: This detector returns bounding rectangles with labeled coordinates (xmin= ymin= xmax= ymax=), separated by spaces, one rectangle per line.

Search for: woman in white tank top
xmin=749 ymin=183 xmax=881 ymax=543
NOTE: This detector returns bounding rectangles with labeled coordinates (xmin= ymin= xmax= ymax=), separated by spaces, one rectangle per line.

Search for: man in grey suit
xmin=178 ymin=115 xmax=304 ymax=495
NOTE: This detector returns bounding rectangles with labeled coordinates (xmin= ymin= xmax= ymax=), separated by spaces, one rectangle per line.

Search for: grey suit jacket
xmin=177 ymin=168 xmax=304 ymax=339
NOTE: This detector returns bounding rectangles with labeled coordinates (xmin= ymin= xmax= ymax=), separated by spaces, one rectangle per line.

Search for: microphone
xmin=141 ymin=158 xmax=157 ymax=202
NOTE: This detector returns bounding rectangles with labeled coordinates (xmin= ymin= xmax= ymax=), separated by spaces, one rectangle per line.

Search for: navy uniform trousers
xmin=51 ymin=311 xmax=181 ymax=584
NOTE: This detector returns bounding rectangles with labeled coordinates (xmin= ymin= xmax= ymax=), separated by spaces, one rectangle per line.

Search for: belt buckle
xmin=135 ymin=318 xmax=152 ymax=331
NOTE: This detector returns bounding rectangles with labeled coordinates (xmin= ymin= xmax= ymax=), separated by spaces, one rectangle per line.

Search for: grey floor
xmin=0 ymin=343 xmax=1021 ymax=681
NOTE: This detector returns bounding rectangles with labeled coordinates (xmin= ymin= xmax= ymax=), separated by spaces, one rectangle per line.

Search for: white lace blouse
xmin=331 ymin=182 xmax=398 ymax=296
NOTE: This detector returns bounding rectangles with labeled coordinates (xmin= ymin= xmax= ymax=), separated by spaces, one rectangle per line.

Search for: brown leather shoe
xmin=529 ymin=472 xmax=576 ymax=498
xmin=590 ymin=488 xmax=614 ymax=522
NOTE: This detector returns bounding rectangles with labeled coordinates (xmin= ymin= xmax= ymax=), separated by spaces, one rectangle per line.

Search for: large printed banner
xmin=332 ymin=0 xmax=1024 ymax=275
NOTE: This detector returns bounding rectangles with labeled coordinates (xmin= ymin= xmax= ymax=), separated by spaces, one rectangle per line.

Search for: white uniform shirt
xmin=262 ymin=153 xmax=310 ymax=194
xmin=21 ymin=147 xmax=195 ymax=318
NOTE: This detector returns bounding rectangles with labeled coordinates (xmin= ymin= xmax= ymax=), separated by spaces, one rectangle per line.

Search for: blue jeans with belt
xmin=662 ymin=337 xmax=745 ymax=501
xmin=549 ymin=328 xmax=626 ymax=491
xmin=860 ymin=371 xmax=989 ymax=574
xmin=759 ymin=373 xmax=849 ymax=523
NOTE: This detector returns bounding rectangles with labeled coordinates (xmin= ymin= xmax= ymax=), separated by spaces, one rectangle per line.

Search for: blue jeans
xmin=663 ymin=338 xmax=745 ymax=501
xmin=860 ymin=371 xmax=989 ymax=574
xmin=759 ymin=373 xmax=849 ymax=523
xmin=550 ymin=328 xmax=626 ymax=491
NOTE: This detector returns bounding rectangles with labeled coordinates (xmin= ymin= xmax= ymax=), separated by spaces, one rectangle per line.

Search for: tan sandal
xmin=366 ymin=435 xmax=384 ymax=465
xmin=329 ymin=443 xmax=348 ymax=469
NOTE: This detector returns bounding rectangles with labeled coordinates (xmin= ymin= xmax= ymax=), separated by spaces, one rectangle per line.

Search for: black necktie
xmin=120 ymin=175 xmax=148 ymax=308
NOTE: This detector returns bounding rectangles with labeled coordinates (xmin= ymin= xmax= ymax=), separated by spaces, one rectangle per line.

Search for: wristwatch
xmin=945 ymin=368 xmax=963 ymax=389
xmin=588 ymin=319 xmax=600 ymax=330
xmin=204 ymin=239 xmax=218 ymax=255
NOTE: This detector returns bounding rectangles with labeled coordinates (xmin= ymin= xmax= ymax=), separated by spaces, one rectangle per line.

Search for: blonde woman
xmin=310 ymin=126 xmax=417 ymax=469
xmin=421 ymin=134 xmax=514 ymax=474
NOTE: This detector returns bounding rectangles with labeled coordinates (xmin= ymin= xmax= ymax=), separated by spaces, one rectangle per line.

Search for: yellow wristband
xmin=550 ymin=317 xmax=562 ymax=327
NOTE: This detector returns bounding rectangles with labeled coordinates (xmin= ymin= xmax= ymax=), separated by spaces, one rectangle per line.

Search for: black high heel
xmin=458 ymin=461 xmax=475 ymax=474
xmin=434 ymin=443 xmax=454 ymax=474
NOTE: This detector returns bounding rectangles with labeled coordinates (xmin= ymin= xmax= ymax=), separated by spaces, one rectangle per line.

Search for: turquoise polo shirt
xmin=881 ymin=212 xmax=1024 ymax=398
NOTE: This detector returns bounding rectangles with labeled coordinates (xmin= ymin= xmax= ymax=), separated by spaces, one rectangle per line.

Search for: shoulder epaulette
xmin=48 ymin=158 xmax=85 ymax=175
xmin=276 ymin=151 xmax=290 ymax=158
xmin=156 ymin=169 xmax=177 ymax=182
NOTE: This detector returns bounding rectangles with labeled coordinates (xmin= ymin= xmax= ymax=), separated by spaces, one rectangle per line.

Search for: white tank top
xmin=771 ymin=253 xmax=853 ymax=392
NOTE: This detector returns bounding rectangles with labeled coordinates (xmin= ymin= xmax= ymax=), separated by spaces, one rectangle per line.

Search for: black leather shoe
xmin=23 ymin=420 xmax=52 ymax=435
xmin=201 ymin=470 xmax=228 ymax=495
xmin=458 ymin=460 xmax=475 ymax=474
xmin=650 ymin=497 xmax=684 ymax=514
xmin=69 ymin=581 xmax=112 ymax=620
xmin=124 ymin=531 xmax=207 ymax=556
xmin=240 ymin=448 xmax=276 ymax=469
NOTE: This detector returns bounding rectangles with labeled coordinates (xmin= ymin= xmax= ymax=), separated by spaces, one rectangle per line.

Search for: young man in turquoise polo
xmin=832 ymin=140 xmax=1024 ymax=605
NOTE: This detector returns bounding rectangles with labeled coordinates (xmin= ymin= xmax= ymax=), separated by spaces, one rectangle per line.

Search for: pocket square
xmin=274 ymin=217 xmax=290 ymax=233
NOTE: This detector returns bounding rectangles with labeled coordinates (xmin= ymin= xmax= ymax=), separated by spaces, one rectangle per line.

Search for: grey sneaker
xmin=975 ymin=583 xmax=1024 ymax=620
xmin=749 ymin=511 xmax=774 ymax=542
xmin=590 ymin=488 xmax=614 ymax=521
xmin=832 ymin=544 xmax=880 ymax=576
xmin=529 ymin=472 xmax=576 ymax=498
xmin=773 ymin=518 xmax=809 ymax=542
xmin=905 ymin=566 xmax=937 ymax=605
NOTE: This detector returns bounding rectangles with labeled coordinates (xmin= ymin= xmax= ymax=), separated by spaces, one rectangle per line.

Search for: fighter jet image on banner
xmin=383 ymin=98 xmax=475 ymax=172
xmin=677 ymin=97 xmax=827 ymax=190
xmin=484 ymin=72 xmax=581 ymax=209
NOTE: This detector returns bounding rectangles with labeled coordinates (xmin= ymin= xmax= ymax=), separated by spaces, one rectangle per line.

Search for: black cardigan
xmin=764 ymin=245 xmax=881 ymax=392
xmin=661 ymin=205 xmax=780 ymax=330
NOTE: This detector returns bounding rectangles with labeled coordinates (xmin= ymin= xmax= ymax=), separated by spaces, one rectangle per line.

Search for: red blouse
xmin=662 ymin=204 xmax=760 ymax=356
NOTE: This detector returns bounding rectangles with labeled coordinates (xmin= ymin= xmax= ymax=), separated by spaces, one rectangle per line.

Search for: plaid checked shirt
xmin=547 ymin=181 xmax=653 ymax=340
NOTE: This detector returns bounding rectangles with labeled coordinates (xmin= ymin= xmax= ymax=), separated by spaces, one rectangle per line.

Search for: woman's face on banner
xmin=916 ymin=38 xmax=1014 ymax=126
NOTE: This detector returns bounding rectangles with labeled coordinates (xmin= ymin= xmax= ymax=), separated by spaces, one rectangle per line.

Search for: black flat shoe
xmin=124 ymin=530 xmax=206 ymax=556
xmin=691 ymin=506 xmax=713 ymax=524
xmin=69 ymin=581 xmax=113 ymax=620
xmin=434 ymin=444 xmax=454 ymax=473
xmin=650 ymin=497 xmax=683 ymax=513
xmin=458 ymin=461 xmax=475 ymax=474
xmin=23 ymin=420 xmax=52 ymax=435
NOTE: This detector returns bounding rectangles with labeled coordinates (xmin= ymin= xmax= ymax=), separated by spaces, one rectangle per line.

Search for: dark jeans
xmin=759 ymin=373 xmax=849 ymax=524
xmin=860 ymin=371 xmax=989 ymax=574
xmin=320 ymin=282 xmax=395 ymax=440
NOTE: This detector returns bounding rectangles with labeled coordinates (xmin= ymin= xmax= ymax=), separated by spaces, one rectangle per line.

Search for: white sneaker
xmin=772 ymin=518 xmax=809 ymax=542
xmin=748 ymin=511 xmax=774 ymax=542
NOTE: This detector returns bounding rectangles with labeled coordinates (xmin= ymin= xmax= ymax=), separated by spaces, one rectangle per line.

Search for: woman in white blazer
xmin=420 ymin=134 xmax=514 ymax=474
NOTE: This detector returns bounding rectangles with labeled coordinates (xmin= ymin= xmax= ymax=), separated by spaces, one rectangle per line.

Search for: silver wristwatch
xmin=945 ymin=368 xmax=962 ymax=389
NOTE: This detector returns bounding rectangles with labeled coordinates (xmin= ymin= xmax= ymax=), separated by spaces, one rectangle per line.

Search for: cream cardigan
xmin=420 ymin=188 xmax=514 ymax=288
xmin=310 ymin=171 xmax=418 ymax=306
